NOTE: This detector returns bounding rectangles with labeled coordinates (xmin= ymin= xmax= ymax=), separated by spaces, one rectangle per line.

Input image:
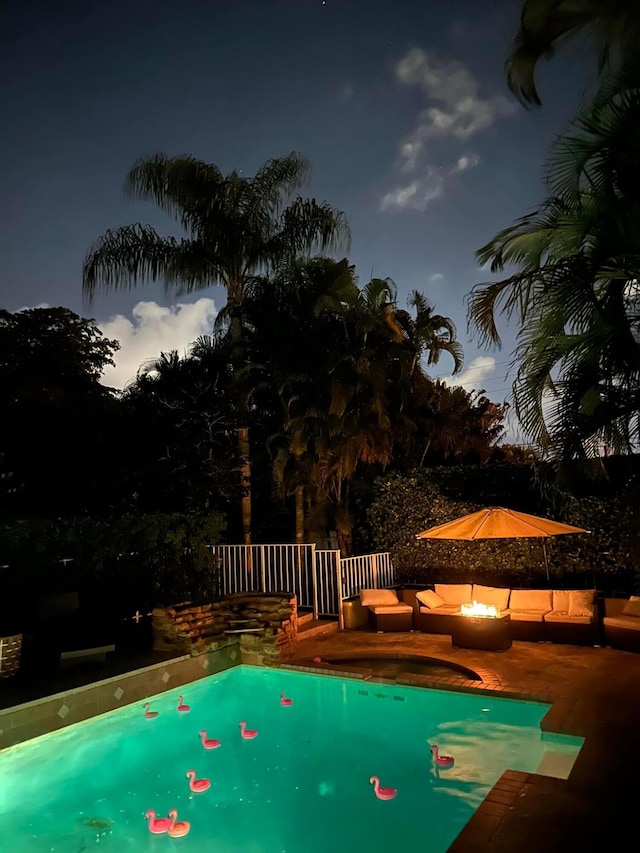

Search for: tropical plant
xmin=122 ymin=335 xmax=240 ymax=514
xmin=238 ymin=258 xmax=464 ymax=551
xmin=83 ymin=151 xmax=350 ymax=543
xmin=468 ymin=77 xmax=640 ymax=462
xmin=506 ymin=0 xmax=640 ymax=106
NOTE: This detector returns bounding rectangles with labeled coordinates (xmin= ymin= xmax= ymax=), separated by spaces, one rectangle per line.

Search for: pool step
xmin=297 ymin=618 xmax=339 ymax=639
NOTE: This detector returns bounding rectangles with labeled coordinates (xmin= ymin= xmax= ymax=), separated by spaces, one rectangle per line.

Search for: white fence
xmin=212 ymin=544 xmax=395 ymax=627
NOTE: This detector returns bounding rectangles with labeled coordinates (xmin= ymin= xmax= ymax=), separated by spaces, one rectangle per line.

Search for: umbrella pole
xmin=542 ymin=541 xmax=550 ymax=582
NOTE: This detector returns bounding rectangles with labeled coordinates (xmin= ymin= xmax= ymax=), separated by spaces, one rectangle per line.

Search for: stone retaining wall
xmin=152 ymin=592 xmax=298 ymax=665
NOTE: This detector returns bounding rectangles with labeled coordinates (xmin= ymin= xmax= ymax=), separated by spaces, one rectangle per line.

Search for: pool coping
xmin=0 ymin=643 xmax=240 ymax=751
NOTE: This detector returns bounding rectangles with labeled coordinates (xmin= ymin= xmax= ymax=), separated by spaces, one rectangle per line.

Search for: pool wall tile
xmin=0 ymin=642 xmax=239 ymax=751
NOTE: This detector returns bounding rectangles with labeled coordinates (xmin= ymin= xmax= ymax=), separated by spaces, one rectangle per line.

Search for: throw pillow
xmin=359 ymin=588 xmax=399 ymax=607
xmin=568 ymin=590 xmax=594 ymax=617
xmin=415 ymin=589 xmax=445 ymax=609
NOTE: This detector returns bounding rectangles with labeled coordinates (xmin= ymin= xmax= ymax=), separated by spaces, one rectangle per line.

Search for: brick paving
xmin=291 ymin=629 xmax=640 ymax=852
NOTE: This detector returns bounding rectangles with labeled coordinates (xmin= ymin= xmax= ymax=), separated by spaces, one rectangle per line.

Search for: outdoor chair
xmin=602 ymin=597 xmax=640 ymax=652
xmin=359 ymin=588 xmax=413 ymax=632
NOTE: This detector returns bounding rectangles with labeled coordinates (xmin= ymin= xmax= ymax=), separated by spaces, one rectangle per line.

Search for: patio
xmin=291 ymin=629 xmax=640 ymax=852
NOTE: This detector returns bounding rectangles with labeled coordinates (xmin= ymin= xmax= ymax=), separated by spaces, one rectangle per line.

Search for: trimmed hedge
xmin=367 ymin=466 xmax=636 ymax=592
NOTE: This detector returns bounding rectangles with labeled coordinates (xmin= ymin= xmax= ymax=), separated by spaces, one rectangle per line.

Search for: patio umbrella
xmin=416 ymin=507 xmax=589 ymax=580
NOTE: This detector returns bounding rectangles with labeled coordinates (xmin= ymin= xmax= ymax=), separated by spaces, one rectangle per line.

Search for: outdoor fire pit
xmin=451 ymin=601 xmax=512 ymax=651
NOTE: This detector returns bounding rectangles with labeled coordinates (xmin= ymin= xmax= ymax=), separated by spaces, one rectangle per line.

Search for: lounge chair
xmin=359 ymin=588 xmax=413 ymax=632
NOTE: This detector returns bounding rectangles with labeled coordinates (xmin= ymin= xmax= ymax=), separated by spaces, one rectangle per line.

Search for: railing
xmin=214 ymin=544 xmax=316 ymax=610
xmin=213 ymin=544 xmax=396 ymax=626
xmin=339 ymin=552 xmax=395 ymax=600
xmin=315 ymin=550 xmax=341 ymax=621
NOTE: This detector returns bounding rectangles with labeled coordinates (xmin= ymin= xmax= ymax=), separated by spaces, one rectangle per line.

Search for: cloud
xmin=428 ymin=273 xmax=445 ymax=284
xmin=98 ymin=298 xmax=218 ymax=389
xmin=381 ymin=48 xmax=515 ymax=212
xmin=440 ymin=356 xmax=497 ymax=390
xmin=395 ymin=48 xmax=515 ymax=143
xmin=380 ymin=154 xmax=480 ymax=212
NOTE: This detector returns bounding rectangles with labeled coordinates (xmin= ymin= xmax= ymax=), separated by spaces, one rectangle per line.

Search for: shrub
xmin=0 ymin=511 xmax=227 ymax=629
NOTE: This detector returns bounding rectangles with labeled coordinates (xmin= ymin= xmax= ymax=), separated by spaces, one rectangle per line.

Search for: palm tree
xmin=468 ymin=78 xmax=640 ymax=461
xmin=83 ymin=151 xmax=350 ymax=543
xmin=506 ymin=0 xmax=640 ymax=106
xmin=240 ymin=259 xmax=464 ymax=551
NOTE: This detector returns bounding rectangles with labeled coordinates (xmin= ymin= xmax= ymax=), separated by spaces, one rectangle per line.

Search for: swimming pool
xmin=0 ymin=666 xmax=583 ymax=852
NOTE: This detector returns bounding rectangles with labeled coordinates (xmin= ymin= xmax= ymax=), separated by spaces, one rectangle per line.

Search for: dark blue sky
xmin=0 ymin=0 xmax=591 ymax=413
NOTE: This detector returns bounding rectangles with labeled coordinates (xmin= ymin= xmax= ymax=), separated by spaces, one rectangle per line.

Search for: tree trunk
xmin=238 ymin=426 xmax=252 ymax=546
xmin=228 ymin=289 xmax=252 ymax=547
xmin=295 ymin=484 xmax=305 ymax=543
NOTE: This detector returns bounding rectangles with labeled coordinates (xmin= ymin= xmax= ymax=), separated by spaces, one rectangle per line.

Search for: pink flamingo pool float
xmin=144 ymin=810 xmax=172 ymax=834
xmin=239 ymin=721 xmax=258 ymax=739
xmin=167 ymin=809 xmax=190 ymax=838
xmin=143 ymin=703 xmax=158 ymax=719
xmin=177 ymin=695 xmax=190 ymax=713
xmin=280 ymin=692 xmax=293 ymax=706
xmin=370 ymin=776 xmax=397 ymax=800
xmin=199 ymin=730 xmax=221 ymax=749
xmin=186 ymin=769 xmax=211 ymax=793
xmin=430 ymin=744 xmax=455 ymax=768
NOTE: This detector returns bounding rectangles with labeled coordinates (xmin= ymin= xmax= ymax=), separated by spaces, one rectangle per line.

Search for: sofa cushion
xmin=509 ymin=589 xmax=552 ymax=612
xmin=435 ymin=583 xmax=472 ymax=606
xmin=509 ymin=609 xmax=548 ymax=623
xmin=603 ymin=614 xmax=640 ymax=631
xmin=471 ymin=584 xmax=510 ymax=611
xmin=369 ymin=603 xmax=413 ymax=615
xmin=568 ymin=590 xmax=595 ymax=617
xmin=622 ymin=596 xmax=640 ymax=618
xmin=553 ymin=589 xmax=595 ymax=612
xmin=360 ymin=588 xmax=399 ymax=607
xmin=418 ymin=604 xmax=460 ymax=616
xmin=415 ymin=589 xmax=445 ymax=609
xmin=544 ymin=610 xmax=593 ymax=625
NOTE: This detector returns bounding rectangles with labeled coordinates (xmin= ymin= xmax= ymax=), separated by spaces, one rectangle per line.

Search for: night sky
xmin=1 ymin=0 xmax=591 ymax=433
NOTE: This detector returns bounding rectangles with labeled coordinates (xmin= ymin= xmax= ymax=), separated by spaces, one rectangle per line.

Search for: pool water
xmin=0 ymin=666 xmax=583 ymax=852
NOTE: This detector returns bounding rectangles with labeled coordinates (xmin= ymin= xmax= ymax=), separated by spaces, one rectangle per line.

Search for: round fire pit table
xmin=451 ymin=614 xmax=512 ymax=652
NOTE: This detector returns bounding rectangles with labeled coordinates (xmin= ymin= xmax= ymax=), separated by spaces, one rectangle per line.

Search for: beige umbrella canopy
xmin=416 ymin=507 xmax=589 ymax=580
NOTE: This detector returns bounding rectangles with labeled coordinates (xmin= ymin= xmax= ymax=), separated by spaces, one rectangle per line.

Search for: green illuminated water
xmin=0 ymin=666 xmax=582 ymax=851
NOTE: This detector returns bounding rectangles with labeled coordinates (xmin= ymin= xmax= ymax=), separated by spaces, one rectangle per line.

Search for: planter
xmin=0 ymin=632 xmax=22 ymax=678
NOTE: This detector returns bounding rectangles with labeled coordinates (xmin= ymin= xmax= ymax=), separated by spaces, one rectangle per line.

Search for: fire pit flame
xmin=461 ymin=601 xmax=500 ymax=619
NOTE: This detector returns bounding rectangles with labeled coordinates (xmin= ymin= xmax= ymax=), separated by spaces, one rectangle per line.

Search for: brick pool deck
xmin=291 ymin=629 xmax=640 ymax=852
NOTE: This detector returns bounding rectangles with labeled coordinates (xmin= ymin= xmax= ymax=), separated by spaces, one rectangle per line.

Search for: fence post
xmin=371 ymin=553 xmax=379 ymax=588
xmin=260 ymin=545 xmax=266 ymax=593
xmin=336 ymin=552 xmax=344 ymax=630
xmin=311 ymin=545 xmax=319 ymax=620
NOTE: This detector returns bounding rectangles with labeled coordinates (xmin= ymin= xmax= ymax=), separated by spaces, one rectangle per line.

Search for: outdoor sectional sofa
xmin=410 ymin=583 xmax=599 ymax=645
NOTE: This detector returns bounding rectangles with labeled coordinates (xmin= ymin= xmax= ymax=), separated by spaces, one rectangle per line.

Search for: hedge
xmin=366 ymin=466 xmax=637 ymax=592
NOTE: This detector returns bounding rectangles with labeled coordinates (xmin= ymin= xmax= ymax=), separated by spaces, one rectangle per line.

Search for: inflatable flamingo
xmin=199 ymin=730 xmax=221 ymax=749
xmin=186 ymin=770 xmax=211 ymax=793
xmin=239 ymin=721 xmax=258 ymax=739
xmin=144 ymin=810 xmax=172 ymax=834
xmin=430 ymin=744 xmax=455 ymax=768
xmin=280 ymin=692 xmax=293 ymax=706
xmin=177 ymin=695 xmax=190 ymax=713
xmin=369 ymin=776 xmax=397 ymax=800
xmin=143 ymin=703 xmax=158 ymax=719
xmin=167 ymin=809 xmax=190 ymax=838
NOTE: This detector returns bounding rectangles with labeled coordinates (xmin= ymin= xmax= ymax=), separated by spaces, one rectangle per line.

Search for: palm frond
xmin=82 ymin=225 xmax=218 ymax=298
